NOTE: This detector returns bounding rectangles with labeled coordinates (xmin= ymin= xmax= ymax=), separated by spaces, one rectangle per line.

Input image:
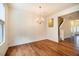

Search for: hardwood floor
xmin=5 ymin=39 xmax=79 ymax=56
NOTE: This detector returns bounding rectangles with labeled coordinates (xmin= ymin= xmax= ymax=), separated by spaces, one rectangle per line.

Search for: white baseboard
xmin=9 ymin=37 xmax=47 ymax=47
xmin=9 ymin=38 xmax=58 ymax=47
xmin=64 ymin=35 xmax=71 ymax=39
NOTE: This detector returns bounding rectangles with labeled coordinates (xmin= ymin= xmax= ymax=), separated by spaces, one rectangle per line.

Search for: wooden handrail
xmin=58 ymin=17 xmax=64 ymax=27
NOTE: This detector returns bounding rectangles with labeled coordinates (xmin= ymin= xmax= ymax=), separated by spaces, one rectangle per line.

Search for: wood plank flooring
xmin=5 ymin=39 xmax=79 ymax=56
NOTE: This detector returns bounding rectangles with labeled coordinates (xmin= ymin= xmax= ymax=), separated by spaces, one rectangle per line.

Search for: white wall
xmin=46 ymin=16 xmax=58 ymax=42
xmin=0 ymin=4 xmax=9 ymax=56
xmin=9 ymin=8 xmax=47 ymax=46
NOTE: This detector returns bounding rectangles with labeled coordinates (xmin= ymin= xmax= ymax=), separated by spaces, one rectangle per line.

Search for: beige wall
xmin=9 ymin=8 xmax=47 ymax=46
xmin=60 ymin=19 xmax=71 ymax=38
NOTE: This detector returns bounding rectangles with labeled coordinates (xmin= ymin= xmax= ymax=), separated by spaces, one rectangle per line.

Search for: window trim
xmin=0 ymin=3 xmax=5 ymax=46
xmin=0 ymin=20 xmax=5 ymax=46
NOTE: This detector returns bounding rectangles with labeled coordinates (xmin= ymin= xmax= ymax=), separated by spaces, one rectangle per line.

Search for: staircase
xmin=58 ymin=17 xmax=64 ymax=27
xmin=58 ymin=17 xmax=64 ymax=41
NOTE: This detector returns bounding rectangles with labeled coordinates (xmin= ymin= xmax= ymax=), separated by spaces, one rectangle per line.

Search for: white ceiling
xmin=8 ymin=3 xmax=79 ymax=16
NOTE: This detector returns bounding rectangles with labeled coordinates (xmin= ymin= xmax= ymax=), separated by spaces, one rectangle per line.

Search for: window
xmin=71 ymin=20 xmax=79 ymax=33
xmin=76 ymin=26 xmax=79 ymax=32
xmin=0 ymin=3 xmax=5 ymax=44
xmin=0 ymin=20 xmax=4 ymax=43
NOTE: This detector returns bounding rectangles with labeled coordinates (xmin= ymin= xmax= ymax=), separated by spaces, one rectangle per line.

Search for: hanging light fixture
xmin=36 ymin=6 xmax=44 ymax=24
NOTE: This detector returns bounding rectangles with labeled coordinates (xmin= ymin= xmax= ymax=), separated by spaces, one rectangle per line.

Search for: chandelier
xmin=36 ymin=6 xmax=44 ymax=24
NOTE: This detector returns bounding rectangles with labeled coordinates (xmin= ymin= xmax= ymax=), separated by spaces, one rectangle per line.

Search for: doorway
xmin=58 ymin=11 xmax=79 ymax=43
